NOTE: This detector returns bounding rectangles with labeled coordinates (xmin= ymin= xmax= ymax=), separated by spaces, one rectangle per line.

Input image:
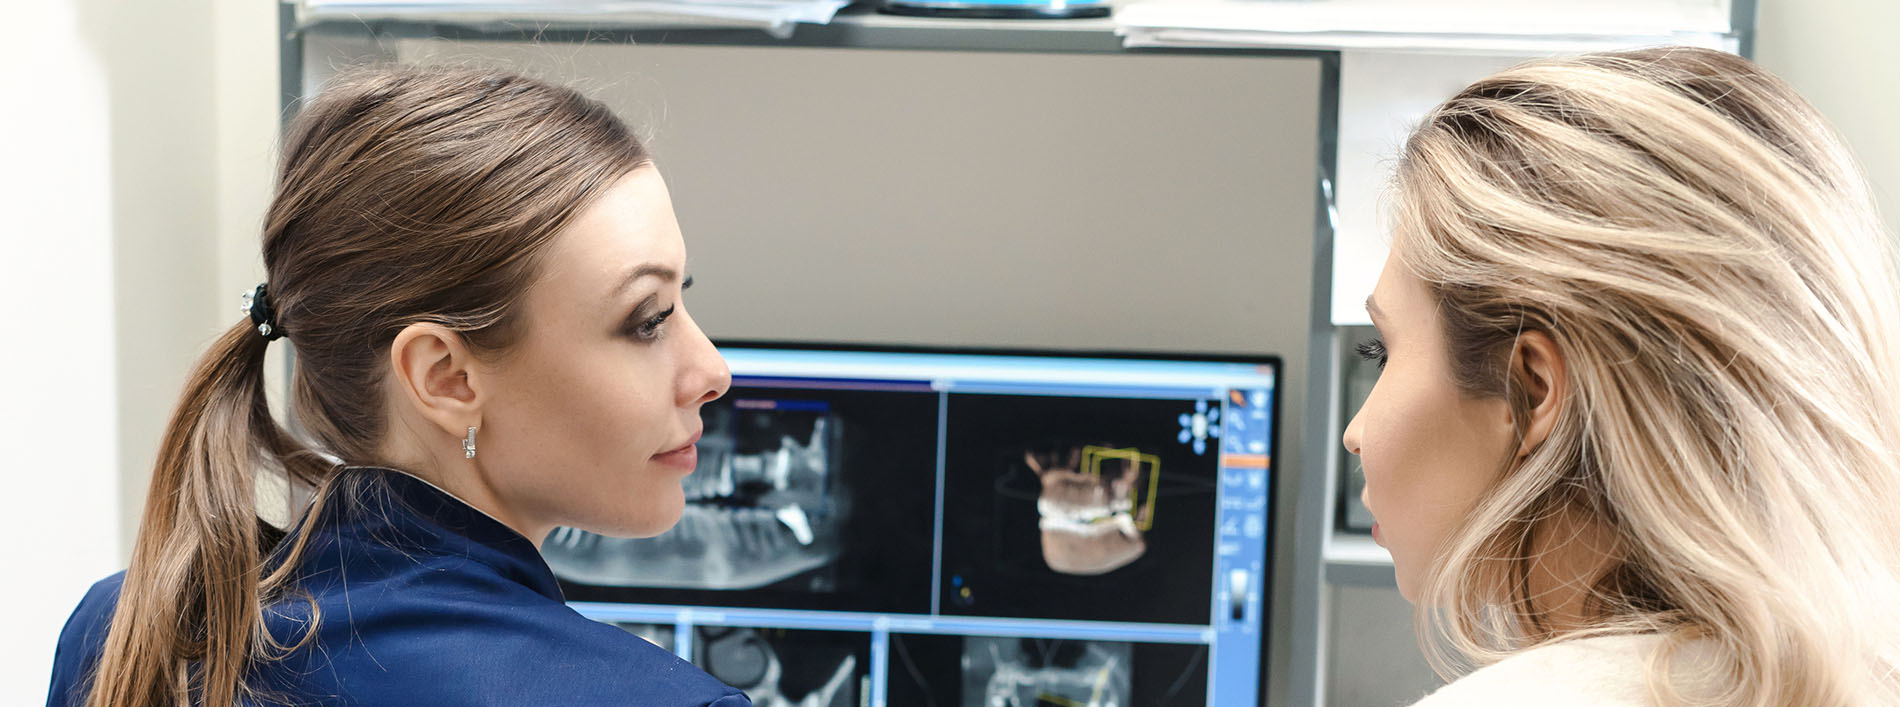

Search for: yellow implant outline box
xmin=1080 ymin=445 xmax=1161 ymax=531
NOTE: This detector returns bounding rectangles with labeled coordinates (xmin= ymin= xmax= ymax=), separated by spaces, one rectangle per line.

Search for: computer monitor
xmin=546 ymin=342 xmax=1278 ymax=707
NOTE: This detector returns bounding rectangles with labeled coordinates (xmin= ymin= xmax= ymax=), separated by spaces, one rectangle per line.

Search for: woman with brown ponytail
xmin=46 ymin=64 xmax=746 ymax=706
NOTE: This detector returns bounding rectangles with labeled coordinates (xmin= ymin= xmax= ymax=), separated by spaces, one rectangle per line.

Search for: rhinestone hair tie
xmin=240 ymin=284 xmax=286 ymax=341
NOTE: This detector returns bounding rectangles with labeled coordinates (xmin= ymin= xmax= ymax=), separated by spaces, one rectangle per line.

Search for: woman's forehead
xmin=1371 ymin=253 xmax=1422 ymax=315
xmin=542 ymin=168 xmax=684 ymax=295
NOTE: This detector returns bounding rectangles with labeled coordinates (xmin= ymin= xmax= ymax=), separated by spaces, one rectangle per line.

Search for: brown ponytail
xmin=84 ymin=64 xmax=650 ymax=705
xmin=86 ymin=322 xmax=317 ymax=706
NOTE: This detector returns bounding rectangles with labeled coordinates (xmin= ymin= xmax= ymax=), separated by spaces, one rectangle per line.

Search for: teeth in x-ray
xmin=1035 ymin=498 xmax=1127 ymax=527
xmin=543 ymin=414 xmax=844 ymax=589
xmin=683 ymin=421 xmax=831 ymax=503
xmin=776 ymin=505 xmax=815 ymax=546
xmin=1036 ymin=506 xmax=1139 ymax=538
xmin=545 ymin=504 xmax=837 ymax=589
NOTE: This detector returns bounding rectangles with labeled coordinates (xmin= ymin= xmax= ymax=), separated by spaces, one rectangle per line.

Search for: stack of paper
xmin=1115 ymin=0 xmax=1736 ymax=53
xmin=298 ymin=0 xmax=852 ymax=39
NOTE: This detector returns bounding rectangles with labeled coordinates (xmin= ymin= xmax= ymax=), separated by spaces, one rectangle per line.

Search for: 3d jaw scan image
xmin=939 ymin=394 xmax=1219 ymax=626
xmin=545 ymin=386 xmax=940 ymax=613
xmin=1025 ymin=445 xmax=1157 ymax=576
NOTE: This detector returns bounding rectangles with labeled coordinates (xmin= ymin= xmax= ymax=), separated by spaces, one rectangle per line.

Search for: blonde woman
xmin=1345 ymin=47 xmax=1900 ymax=705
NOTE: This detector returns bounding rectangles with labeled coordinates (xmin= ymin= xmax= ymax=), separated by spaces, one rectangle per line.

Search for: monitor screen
xmin=547 ymin=343 xmax=1278 ymax=707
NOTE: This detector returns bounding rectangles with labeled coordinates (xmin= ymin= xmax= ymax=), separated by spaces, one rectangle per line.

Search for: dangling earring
xmin=463 ymin=426 xmax=478 ymax=459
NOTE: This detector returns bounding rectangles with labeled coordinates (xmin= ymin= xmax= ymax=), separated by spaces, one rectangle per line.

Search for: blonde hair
xmin=1393 ymin=47 xmax=1900 ymax=705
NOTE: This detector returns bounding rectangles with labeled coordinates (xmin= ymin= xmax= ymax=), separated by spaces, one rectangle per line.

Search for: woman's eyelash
xmin=628 ymin=305 xmax=676 ymax=341
xmin=1355 ymin=339 xmax=1388 ymax=370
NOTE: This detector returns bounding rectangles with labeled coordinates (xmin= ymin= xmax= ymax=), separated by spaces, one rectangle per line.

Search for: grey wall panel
xmin=393 ymin=40 xmax=1318 ymax=352
xmin=1326 ymin=584 xmax=1444 ymax=705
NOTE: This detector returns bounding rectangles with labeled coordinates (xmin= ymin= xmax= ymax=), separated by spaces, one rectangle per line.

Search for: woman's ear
xmin=1513 ymin=330 xmax=1568 ymax=459
xmin=387 ymin=323 xmax=485 ymax=440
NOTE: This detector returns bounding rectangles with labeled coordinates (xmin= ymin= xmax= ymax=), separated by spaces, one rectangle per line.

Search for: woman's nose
xmin=678 ymin=313 xmax=731 ymax=406
xmin=1342 ymin=407 xmax=1365 ymax=456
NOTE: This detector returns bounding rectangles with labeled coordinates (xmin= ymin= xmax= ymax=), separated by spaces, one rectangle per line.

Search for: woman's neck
xmin=1523 ymin=507 xmax=1622 ymax=636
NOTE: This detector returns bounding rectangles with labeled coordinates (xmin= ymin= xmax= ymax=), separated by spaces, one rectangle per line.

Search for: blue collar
xmin=299 ymin=466 xmax=564 ymax=602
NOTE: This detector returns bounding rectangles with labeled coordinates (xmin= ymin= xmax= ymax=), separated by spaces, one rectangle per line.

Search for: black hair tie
xmin=242 ymin=284 xmax=286 ymax=342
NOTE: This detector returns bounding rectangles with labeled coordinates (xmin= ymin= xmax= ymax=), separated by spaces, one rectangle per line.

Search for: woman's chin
xmin=580 ymin=486 xmax=687 ymax=539
xmin=1392 ymin=563 xmax=1419 ymax=604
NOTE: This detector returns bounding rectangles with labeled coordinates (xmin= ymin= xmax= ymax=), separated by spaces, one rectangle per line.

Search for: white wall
xmin=1756 ymin=0 xmax=1900 ymax=240
xmin=0 ymin=0 xmax=274 ymax=702
xmin=0 ymin=2 xmax=123 ymax=703
xmin=97 ymin=0 xmax=221 ymax=558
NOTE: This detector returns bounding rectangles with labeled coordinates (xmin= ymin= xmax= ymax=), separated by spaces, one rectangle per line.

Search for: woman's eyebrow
xmin=611 ymin=263 xmax=681 ymax=297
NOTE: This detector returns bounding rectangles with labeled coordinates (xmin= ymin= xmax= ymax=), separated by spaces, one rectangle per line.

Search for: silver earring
xmin=463 ymin=426 xmax=478 ymax=459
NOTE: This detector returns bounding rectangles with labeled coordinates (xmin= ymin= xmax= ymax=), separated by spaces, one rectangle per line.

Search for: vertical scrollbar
xmin=869 ymin=621 xmax=891 ymax=707
xmin=673 ymin=615 xmax=694 ymax=661
xmin=929 ymin=387 xmax=949 ymax=616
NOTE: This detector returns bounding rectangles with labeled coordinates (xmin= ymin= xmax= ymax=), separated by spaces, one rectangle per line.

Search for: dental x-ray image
xmin=939 ymin=394 xmax=1219 ymax=625
xmin=613 ymin=623 xmax=868 ymax=707
xmin=546 ymin=403 xmax=844 ymax=591
xmin=970 ymin=637 xmax=1131 ymax=707
xmin=695 ymin=626 xmax=868 ymax=707
xmin=887 ymin=634 xmax=1208 ymax=707
xmin=548 ymin=384 xmax=941 ymax=614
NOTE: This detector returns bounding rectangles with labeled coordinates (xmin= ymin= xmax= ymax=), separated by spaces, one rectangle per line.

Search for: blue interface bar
xmin=943 ymin=380 xmax=1226 ymax=400
xmin=721 ymin=348 xmax=1277 ymax=391
xmin=569 ymin=603 xmax=1216 ymax=645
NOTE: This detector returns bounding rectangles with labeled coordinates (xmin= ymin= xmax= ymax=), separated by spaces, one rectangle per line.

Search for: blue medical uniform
xmin=47 ymin=466 xmax=751 ymax=706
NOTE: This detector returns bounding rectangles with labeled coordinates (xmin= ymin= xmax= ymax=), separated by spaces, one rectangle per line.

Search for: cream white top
xmin=1409 ymin=634 xmax=1681 ymax=706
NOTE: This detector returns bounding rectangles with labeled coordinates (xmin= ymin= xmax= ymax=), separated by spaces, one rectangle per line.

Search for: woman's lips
xmin=1371 ymin=521 xmax=1383 ymax=546
xmin=654 ymin=432 xmax=701 ymax=472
